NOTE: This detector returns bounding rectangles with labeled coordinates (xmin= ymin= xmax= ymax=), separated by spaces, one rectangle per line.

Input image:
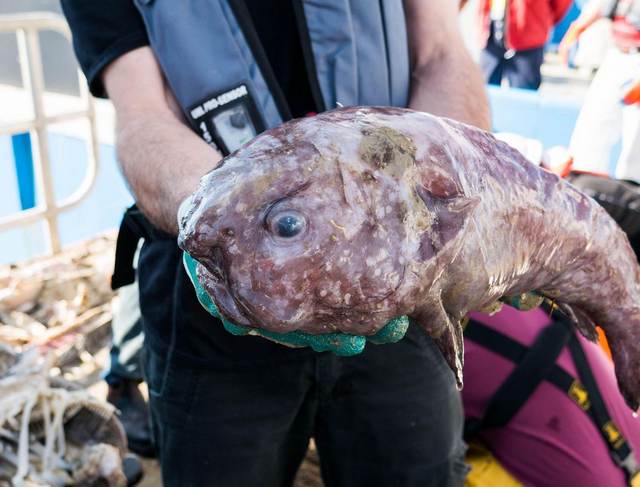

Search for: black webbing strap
xmin=464 ymin=319 xmax=571 ymax=439
xmin=566 ymin=328 xmax=639 ymax=482
xmin=466 ymin=319 xmax=639 ymax=483
xmin=111 ymin=205 xmax=170 ymax=290
xmin=464 ymin=321 xmax=579 ymax=412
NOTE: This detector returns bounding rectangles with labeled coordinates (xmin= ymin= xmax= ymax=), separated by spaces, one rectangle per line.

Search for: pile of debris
xmin=0 ymin=235 xmax=115 ymax=369
xmin=0 ymin=234 xmax=127 ymax=486
xmin=0 ymin=232 xmax=326 ymax=486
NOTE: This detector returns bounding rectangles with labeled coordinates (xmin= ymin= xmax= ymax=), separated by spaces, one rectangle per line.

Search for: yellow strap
xmin=630 ymin=470 xmax=640 ymax=487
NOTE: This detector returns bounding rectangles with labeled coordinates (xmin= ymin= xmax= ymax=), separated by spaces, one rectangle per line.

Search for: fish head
xmin=179 ymin=108 xmax=478 ymax=336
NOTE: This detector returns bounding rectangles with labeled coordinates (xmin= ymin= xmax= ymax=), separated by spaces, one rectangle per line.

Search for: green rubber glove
xmin=501 ymin=292 xmax=544 ymax=311
xmin=183 ymin=252 xmax=409 ymax=356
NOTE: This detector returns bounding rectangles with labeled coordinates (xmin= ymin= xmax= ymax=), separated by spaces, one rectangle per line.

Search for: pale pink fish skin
xmin=179 ymin=107 xmax=640 ymax=410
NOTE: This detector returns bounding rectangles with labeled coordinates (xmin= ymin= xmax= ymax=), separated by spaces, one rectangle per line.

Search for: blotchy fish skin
xmin=178 ymin=107 xmax=640 ymax=410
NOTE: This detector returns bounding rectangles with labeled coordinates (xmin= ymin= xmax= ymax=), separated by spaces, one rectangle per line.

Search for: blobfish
xmin=178 ymin=107 xmax=640 ymax=410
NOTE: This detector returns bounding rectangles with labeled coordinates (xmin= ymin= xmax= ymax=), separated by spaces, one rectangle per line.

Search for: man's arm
xmin=404 ymin=0 xmax=490 ymax=130
xmin=557 ymin=0 xmax=605 ymax=65
xmin=103 ymin=47 xmax=222 ymax=235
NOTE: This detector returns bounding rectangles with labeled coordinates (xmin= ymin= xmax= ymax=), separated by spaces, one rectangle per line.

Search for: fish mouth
xmin=198 ymin=265 xmax=252 ymax=328
xmin=210 ymin=280 xmax=401 ymax=336
xmin=204 ymin=260 xmax=409 ymax=336
xmin=205 ymin=273 xmax=305 ymax=333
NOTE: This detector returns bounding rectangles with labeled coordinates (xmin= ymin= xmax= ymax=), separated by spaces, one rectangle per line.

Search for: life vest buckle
xmin=610 ymin=448 xmax=640 ymax=485
xmin=568 ymin=380 xmax=591 ymax=410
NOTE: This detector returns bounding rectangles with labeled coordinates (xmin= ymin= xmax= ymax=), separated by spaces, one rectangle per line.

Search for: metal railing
xmin=0 ymin=12 xmax=100 ymax=254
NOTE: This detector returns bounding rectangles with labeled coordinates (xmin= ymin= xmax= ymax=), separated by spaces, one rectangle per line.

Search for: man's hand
xmin=103 ymin=47 xmax=222 ymax=235
xmin=404 ymin=0 xmax=490 ymax=130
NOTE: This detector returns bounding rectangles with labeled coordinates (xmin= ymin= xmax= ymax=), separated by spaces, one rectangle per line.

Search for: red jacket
xmin=478 ymin=0 xmax=573 ymax=51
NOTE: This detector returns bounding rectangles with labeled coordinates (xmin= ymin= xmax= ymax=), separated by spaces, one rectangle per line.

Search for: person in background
xmin=560 ymin=0 xmax=640 ymax=181
xmin=474 ymin=0 xmax=572 ymax=89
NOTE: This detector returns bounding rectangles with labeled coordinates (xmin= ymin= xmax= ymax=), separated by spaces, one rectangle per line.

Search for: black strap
xmin=466 ymin=318 xmax=639 ymax=482
xmin=464 ymin=319 xmax=571 ymax=439
xmin=566 ymin=328 xmax=639 ymax=481
xmin=227 ymin=0 xmax=293 ymax=122
xmin=291 ymin=0 xmax=326 ymax=113
xmin=465 ymin=321 xmax=579 ymax=409
xmin=111 ymin=205 xmax=171 ymax=290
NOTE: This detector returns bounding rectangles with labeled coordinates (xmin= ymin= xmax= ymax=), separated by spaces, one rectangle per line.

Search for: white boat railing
xmin=0 ymin=12 xmax=99 ymax=254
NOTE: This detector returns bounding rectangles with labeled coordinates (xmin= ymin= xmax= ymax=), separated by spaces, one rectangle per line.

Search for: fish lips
xmin=207 ymin=261 xmax=411 ymax=335
xmin=198 ymin=264 xmax=253 ymax=328
xmin=201 ymin=268 xmax=394 ymax=335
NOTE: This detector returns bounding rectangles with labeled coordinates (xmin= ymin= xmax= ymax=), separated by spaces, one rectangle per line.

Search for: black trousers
xmin=480 ymin=22 xmax=545 ymax=91
xmin=139 ymin=240 xmax=467 ymax=487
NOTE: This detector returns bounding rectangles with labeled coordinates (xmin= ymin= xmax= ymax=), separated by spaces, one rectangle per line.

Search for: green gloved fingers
xmin=501 ymin=292 xmax=544 ymax=311
xmin=183 ymin=252 xmax=409 ymax=356
xmin=366 ymin=315 xmax=411 ymax=345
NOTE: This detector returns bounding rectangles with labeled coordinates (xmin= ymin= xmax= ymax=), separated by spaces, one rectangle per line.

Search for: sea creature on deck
xmin=179 ymin=107 xmax=640 ymax=410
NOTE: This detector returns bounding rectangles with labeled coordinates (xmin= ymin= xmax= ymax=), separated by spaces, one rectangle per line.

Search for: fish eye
xmin=269 ymin=211 xmax=307 ymax=239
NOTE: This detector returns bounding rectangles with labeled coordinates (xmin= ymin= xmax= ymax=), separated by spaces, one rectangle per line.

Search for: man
xmin=474 ymin=0 xmax=572 ymax=89
xmin=560 ymin=0 xmax=640 ymax=182
xmin=61 ymin=1 xmax=489 ymax=485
